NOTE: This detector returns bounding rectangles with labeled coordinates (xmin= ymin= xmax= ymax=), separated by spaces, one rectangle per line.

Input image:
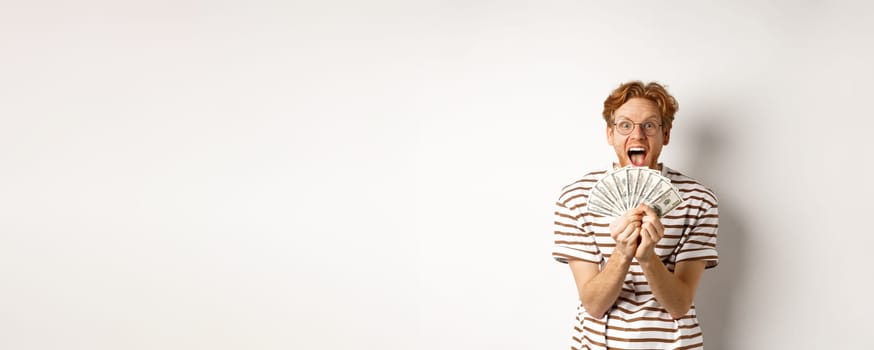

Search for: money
xmin=650 ymin=187 xmax=683 ymax=216
xmin=588 ymin=166 xmax=684 ymax=217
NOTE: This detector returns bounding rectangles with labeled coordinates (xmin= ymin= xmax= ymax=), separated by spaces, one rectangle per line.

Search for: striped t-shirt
xmin=552 ymin=165 xmax=719 ymax=350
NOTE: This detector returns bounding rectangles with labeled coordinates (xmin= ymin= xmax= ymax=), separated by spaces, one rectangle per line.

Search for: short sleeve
xmin=676 ymin=201 xmax=719 ymax=268
xmin=552 ymin=197 xmax=602 ymax=264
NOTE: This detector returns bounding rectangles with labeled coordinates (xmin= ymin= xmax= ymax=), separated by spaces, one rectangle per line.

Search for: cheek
xmin=610 ymin=137 xmax=625 ymax=149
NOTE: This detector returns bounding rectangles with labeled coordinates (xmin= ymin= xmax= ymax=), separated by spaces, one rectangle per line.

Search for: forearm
xmin=638 ymin=255 xmax=694 ymax=319
xmin=577 ymin=253 xmax=633 ymax=318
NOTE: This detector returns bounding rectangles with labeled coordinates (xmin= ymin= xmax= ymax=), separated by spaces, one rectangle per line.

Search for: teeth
xmin=629 ymin=147 xmax=645 ymax=152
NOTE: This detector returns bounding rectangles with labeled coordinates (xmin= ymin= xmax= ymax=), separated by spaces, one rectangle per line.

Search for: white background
xmin=2 ymin=1 xmax=873 ymax=349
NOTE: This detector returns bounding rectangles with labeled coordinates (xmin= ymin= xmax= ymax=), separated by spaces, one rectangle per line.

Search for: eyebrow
xmin=615 ymin=116 xmax=661 ymax=122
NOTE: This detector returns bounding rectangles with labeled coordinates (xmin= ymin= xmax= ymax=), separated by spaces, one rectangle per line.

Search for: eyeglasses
xmin=612 ymin=119 xmax=663 ymax=136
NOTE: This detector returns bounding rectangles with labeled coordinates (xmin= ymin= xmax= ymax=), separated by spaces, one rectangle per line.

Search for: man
xmin=552 ymin=81 xmax=719 ymax=349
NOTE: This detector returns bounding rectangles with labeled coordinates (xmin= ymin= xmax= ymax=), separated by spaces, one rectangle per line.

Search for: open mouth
xmin=627 ymin=147 xmax=647 ymax=167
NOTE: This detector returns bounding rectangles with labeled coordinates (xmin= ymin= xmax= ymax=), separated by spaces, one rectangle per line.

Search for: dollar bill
xmin=586 ymin=166 xmax=684 ymax=217
xmin=641 ymin=177 xmax=673 ymax=209
xmin=641 ymin=178 xmax=664 ymax=205
xmin=595 ymin=174 xmax=624 ymax=213
xmin=611 ymin=169 xmax=629 ymax=211
xmin=648 ymin=185 xmax=683 ymax=216
xmin=636 ymin=170 xmax=656 ymax=208
xmin=591 ymin=185 xmax=623 ymax=215
xmin=628 ymin=167 xmax=640 ymax=207
xmin=587 ymin=196 xmax=618 ymax=217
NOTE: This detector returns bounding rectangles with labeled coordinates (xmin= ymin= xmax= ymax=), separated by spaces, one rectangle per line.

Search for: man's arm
xmin=568 ymin=209 xmax=643 ymax=318
xmin=569 ymin=253 xmax=632 ymax=319
xmin=636 ymin=204 xmax=707 ymax=319
xmin=638 ymin=257 xmax=707 ymax=319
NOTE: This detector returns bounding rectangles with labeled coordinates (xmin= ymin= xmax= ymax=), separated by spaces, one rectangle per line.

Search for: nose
xmin=629 ymin=123 xmax=646 ymax=138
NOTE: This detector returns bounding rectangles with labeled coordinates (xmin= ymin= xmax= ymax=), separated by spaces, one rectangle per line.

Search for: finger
xmin=640 ymin=215 xmax=655 ymax=229
xmin=641 ymin=217 xmax=664 ymax=238
xmin=625 ymin=227 xmax=640 ymax=244
xmin=620 ymin=214 xmax=640 ymax=227
xmin=610 ymin=218 xmax=623 ymax=238
xmin=625 ymin=205 xmax=645 ymax=216
xmin=614 ymin=221 xmax=634 ymax=241
xmin=641 ymin=214 xmax=664 ymax=233
xmin=613 ymin=214 xmax=642 ymax=237
xmin=640 ymin=204 xmax=659 ymax=218
xmin=621 ymin=221 xmax=637 ymax=237
xmin=622 ymin=225 xmax=640 ymax=244
xmin=639 ymin=224 xmax=650 ymax=242
xmin=613 ymin=213 xmax=636 ymax=229
xmin=611 ymin=220 xmax=627 ymax=239
xmin=652 ymin=221 xmax=664 ymax=239
xmin=615 ymin=231 xmax=627 ymax=242
xmin=627 ymin=213 xmax=643 ymax=226
xmin=642 ymin=222 xmax=661 ymax=242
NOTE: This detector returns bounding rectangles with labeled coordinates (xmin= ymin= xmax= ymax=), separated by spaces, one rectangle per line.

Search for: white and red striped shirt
xmin=553 ymin=165 xmax=718 ymax=350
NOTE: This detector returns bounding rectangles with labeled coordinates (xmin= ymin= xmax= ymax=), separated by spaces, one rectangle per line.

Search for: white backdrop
xmin=2 ymin=1 xmax=873 ymax=349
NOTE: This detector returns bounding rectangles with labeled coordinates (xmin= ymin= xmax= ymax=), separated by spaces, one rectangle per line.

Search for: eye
xmin=643 ymin=121 xmax=657 ymax=129
xmin=617 ymin=121 xmax=633 ymax=130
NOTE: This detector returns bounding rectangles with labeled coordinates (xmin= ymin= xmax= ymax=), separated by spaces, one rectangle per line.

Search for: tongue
xmin=630 ymin=153 xmax=646 ymax=166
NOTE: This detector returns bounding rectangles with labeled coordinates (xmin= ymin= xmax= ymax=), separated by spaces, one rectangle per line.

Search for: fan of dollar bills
xmin=587 ymin=166 xmax=685 ymax=217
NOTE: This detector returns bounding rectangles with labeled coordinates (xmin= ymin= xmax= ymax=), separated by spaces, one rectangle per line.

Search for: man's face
xmin=606 ymin=97 xmax=670 ymax=169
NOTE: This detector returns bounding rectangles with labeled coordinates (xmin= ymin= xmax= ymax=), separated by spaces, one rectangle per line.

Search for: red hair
xmin=602 ymin=81 xmax=678 ymax=129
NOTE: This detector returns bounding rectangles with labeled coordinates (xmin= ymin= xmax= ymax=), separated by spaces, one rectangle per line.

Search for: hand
xmin=609 ymin=207 xmax=645 ymax=262
xmin=635 ymin=204 xmax=665 ymax=261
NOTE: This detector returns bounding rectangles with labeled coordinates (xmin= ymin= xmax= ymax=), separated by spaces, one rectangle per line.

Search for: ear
xmin=663 ymin=128 xmax=671 ymax=146
xmin=606 ymin=125 xmax=614 ymax=145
